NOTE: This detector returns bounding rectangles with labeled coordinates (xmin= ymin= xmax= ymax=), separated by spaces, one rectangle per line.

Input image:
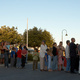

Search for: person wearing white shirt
xmin=40 ymin=40 xmax=47 ymax=71
xmin=65 ymin=40 xmax=70 ymax=72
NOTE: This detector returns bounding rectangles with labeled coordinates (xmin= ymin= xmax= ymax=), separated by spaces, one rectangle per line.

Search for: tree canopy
xmin=23 ymin=27 xmax=54 ymax=47
xmin=0 ymin=25 xmax=22 ymax=44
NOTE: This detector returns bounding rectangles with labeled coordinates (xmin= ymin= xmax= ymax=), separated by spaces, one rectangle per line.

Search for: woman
xmin=3 ymin=41 xmax=9 ymax=68
xmin=21 ymin=46 xmax=27 ymax=68
xmin=52 ymin=43 xmax=58 ymax=71
xmin=40 ymin=40 xmax=47 ymax=71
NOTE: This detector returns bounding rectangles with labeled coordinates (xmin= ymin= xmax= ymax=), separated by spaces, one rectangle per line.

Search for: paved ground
xmin=0 ymin=63 xmax=80 ymax=80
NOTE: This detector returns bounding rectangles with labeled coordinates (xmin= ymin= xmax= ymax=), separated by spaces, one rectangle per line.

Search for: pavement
xmin=0 ymin=63 xmax=80 ymax=80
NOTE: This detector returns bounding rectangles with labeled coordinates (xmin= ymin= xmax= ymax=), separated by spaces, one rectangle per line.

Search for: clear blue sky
xmin=0 ymin=0 xmax=80 ymax=46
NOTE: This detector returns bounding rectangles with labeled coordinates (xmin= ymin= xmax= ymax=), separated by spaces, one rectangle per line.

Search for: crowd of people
xmin=0 ymin=38 xmax=80 ymax=75
xmin=0 ymin=41 xmax=28 ymax=68
xmin=39 ymin=38 xmax=80 ymax=74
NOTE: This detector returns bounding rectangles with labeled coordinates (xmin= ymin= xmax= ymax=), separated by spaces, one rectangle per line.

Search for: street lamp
xmin=62 ymin=29 xmax=68 ymax=43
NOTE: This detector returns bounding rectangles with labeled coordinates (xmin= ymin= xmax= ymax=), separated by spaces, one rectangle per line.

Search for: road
xmin=0 ymin=63 xmax=80 ymax=80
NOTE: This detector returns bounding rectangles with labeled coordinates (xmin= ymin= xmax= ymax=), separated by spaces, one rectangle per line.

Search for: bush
xmin=28 ymin=53 xmax=33 ymax=61
xmin=27 ymin=53 xmax=40 ymax=61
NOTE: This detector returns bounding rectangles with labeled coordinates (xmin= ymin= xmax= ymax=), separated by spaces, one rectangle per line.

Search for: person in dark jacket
xmin=52 ymin=42 xmax=58 ymax=71
xmin=70 ymin=38 xmax=77 ymax=73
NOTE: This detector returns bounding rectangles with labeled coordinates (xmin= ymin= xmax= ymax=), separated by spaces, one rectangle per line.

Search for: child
xmin=47 ymin=48 xmax=53 ymax=71
xmin=11 ymin=47 xmax=16 ymax=67
xmin=32 ymin=48 xmax=39 ymax=70
xmin=44 ymin=49 xmax=48 ymax=71
xmin=21 ymin=46 xmax=27 ymax=68
xmin=16 ymin=46 xmax=22 ymax=68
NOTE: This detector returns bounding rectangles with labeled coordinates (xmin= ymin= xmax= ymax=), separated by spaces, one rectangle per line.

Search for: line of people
xmin=39 ymin=38 xmax=80 ymax=74
xmin=0 ymin=41 xmax=28 ymax=68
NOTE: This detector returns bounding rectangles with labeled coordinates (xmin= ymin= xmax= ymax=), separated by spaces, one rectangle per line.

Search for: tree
xmin=42 ymin=30 xmax=54 ymax=47
xmin=0 ymin=25 xmax=22 ymax=44
xmin=23 ymin=27 xmax=54 ymax=47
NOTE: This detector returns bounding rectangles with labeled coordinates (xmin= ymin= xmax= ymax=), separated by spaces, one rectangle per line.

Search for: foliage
xmin=23 ymin=27 xmax=54 ymax=47
xmin=28 ymin=53 xmax=33 ymax=61
xmin=0 ymin=25 xmax=22 ymax=44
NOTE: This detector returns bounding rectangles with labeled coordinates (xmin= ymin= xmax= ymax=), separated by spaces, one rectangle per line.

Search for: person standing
xmin=10 ymin=47 xmax=16 ymax=67
xmin=40 ymin=40 xmax=47 ymax=71
xmin=47 ymin=48 xmax=53 ymax=71
xmin=0 ymin=42 xmax=4 ymax=64
xmin=14 ymin=44 xmax=18 ymax=67
xmin=32 ymin=48 xmax=39 ymax=70
xmin=57 ymin=42 xmax=65 ymax=71
xmin=21 ymin=46 xmax=27 ymax=68
xmin=3 ymin=41 xmax=9 ymax=68
xmin=65 ymin=40 xmax=70 ymax=72
xmin=16 ymin=46 xmax=22 ymax=68
xmin=52 ymin=43 xmax=58 ymax=71
xmin=78 ymin=45 xmax=80 ymax=74
xmin=70 ymin=38 xmax=77 ymax=73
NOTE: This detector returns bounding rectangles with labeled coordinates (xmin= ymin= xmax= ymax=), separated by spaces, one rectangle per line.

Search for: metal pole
xmin=27 ymin=18 xmax=28 ymax=48
xmin=61 ymin=29 xmax=68 ymax=45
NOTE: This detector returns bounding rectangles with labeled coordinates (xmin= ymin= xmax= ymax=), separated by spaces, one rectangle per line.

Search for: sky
xmin=0 ymin=0 xmax=80 ymax=47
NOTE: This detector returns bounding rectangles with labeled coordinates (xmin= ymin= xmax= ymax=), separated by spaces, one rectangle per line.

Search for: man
xmin=70 ymin=38 xmax=77 ymax=73
xmin=40 ymin=40 xmax=47 ymax=71
xmin=65 ymin=40 xmax=70 ymax=72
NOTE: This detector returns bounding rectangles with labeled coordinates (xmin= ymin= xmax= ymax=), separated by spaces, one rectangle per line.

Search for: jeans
xmin=48 ymin=55 xmax=52 ymax=69
xmin=53 ymin=56 xmax=58 ymax=70
xmin=11 ymin=57 xmax=15 ymax=67
xmin=16 ymin=57 xmax=21 ymax=68
xmin=4 ymin=53 xmax=8 ymax=67
xmin=66 ymin=58 xmax=70 ymax=71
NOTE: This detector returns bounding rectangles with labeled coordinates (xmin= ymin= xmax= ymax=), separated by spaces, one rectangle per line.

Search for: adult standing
xmin=52 ymin=42 xmax=58 ymax=71
xmin=3 ymin=41 xmax=9 ymax=68
xmin=65 ymin=40 xmax=70 ymax=72
xmin=70 ymin=38 xmax=77 ymax=73
xmin=57 ymin=42 xmax=65 ymax=71
xmin=40 ymin=40 xmax=47 ymax=71
xmin=78 ymin=44 xmax=80 ymax=74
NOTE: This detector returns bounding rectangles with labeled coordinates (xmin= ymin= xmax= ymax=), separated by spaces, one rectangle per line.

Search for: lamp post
xmin=62 ymin=29 xmax=68 ymax=44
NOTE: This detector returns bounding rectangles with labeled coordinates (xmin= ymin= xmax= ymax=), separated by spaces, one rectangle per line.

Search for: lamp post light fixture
xmin=62 ymin=29 xmax=68 ymax=44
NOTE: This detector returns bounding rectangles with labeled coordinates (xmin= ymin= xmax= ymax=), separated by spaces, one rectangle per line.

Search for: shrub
xmin=28 ymin=53 xmax=33 ymax=61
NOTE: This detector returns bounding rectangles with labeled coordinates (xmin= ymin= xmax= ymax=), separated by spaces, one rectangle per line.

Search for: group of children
xmin=10 ymin=46 xmax=28 ymax=68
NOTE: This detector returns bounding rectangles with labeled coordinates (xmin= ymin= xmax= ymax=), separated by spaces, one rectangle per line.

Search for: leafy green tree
xmin=23 ymin=27 xmax=54 ymax=47
xmin=0 ymin=25 xmax=22 ymax=44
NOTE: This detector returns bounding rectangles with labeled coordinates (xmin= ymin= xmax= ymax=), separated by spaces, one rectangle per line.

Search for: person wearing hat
xmin=40 ymin=40 xmax=47 ymax=71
